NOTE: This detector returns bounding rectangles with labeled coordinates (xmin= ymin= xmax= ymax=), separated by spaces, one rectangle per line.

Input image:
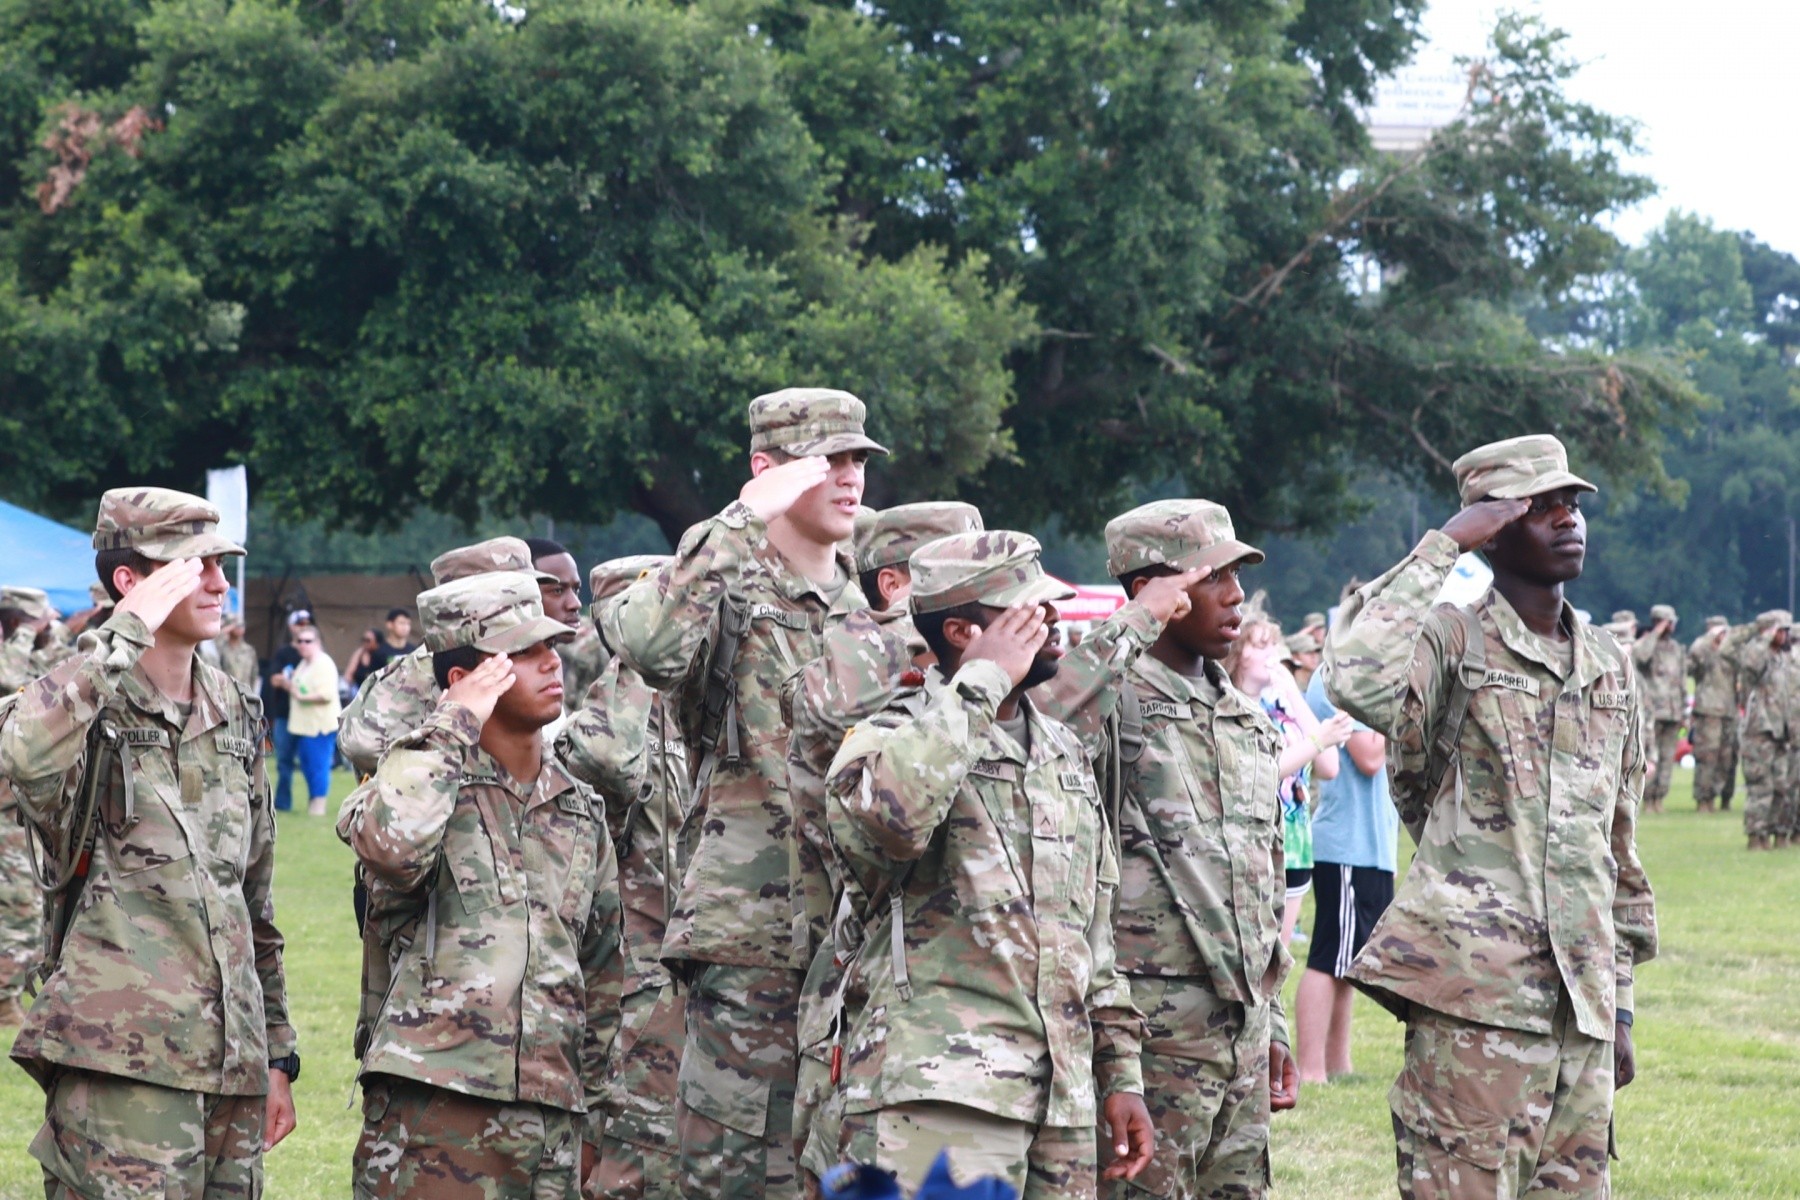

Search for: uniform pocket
xmin=946 ymin=784 xmax=1026 ymax=914
xmin=443 ymin=800 xmax=501 ymax=917
xmin=1389 ymin=1070 xmax=1509 ymax=1174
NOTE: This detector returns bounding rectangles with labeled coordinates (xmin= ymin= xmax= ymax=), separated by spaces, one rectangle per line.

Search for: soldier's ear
xmin=748 ymin=450 xmax=779 ymax=478
xmin=445 ymin=664 xmax=473 ymax=689
xmin=941 ymin=616 xmax=981 ymax=652
xmin=111 ymin=563 xmax=142 ymax=598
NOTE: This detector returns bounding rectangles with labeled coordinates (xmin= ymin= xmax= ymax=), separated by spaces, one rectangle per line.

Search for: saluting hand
xmin=443 ymin=654 xmax=518 ymax=727
xmin=961 ymin=603 xmax=1050 ymax=688
xmin=1135 ymin=566 xmax=1213 ymax=624
xmin=1440 ymin=498 xmax=1529 ymax=554
xmin=739 ymin=456 xmax=830 ymax=523
xmin=112 ymin=557 xmax=204 ymax=635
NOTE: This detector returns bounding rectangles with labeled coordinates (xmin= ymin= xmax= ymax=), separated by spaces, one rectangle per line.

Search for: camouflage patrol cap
xmin=429 ymin=536 xmax=555 ymax=587
xmin=0 ymin=586 xmax=54 ymax=620
xmin=1610 ymin=610 xmax=1637 ymax=627
xmin=1453 ymin=435 xmax=1596 ymax=507
xmin=748 ymin=388 xmax=889 ymax=458
xmin=1756 ymin=609 xmax=1793 ymax=633
xmin=92 ymin=487 xmax=244 ymax=560
xmin=908 ymin=531 xmax=1075 ymax=615
xmin=588 ymin=555 xmax=671 ymax=605
xmin=1649 ymin=604 xmax=1677 ymax=623
xmin=88 ymin=582 xmax=109 ymax=607
xmin=1104 ymin=499 xmax=1264 ymax=578
xmin=855 ymin=502 xmax=986 ymax=574
xmin=1706 ymin=615 xmax=1729 ymax=629
xmin=1284 ymin=629 xmax=1323 ymax=658
xmin=418 ymin=571 xmax=573 ymax=654
xmin=1303 ymin=612 xmax=1327 ymax=630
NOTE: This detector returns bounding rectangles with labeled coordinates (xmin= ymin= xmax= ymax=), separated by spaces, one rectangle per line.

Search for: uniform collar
xmin=119 ymin=653 xmax=231 ymax=742
xmin=460 ymin=734 xmax=578 ymax=810
xmin=759 ymin=540 xmax=864 ymax=610
xmin=1481 ymin=587 xmax=1613 ymax=689
xmin=1131 ymin=654 xmax=1256 ymax=718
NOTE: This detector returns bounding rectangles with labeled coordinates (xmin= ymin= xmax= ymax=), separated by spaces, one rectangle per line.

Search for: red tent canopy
xmin=1052 ymin=580 xmax=1127 ymax=624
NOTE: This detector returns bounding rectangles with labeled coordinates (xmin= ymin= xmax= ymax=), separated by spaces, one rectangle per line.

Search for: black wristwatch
xmin=270 ymin=1052 xmax=301 ymax=1082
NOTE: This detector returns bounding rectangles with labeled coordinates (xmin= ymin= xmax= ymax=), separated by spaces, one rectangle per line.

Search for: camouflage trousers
xmin=675 ymin=962 xmax=802 ymax=1199
xmin=592 ymin=982 xmax=685 ymax=1200
xmin=1689 ymin=714 xmax=1738 ymax=808
xmin=1739 ymin=731 xmax=1792 ymax=839
xmin=1389 ymin=1002 xmax=1612 ymax=1199
xmin=0 ymin=813 xmax=42 ymax=1004
xmin=353 ymin=1075 xmax=579 ymax=1200
xmin=31 ymin=1069 xmax=265 ymax=1200
xmin=1109 ymin=977 xmax=1271 ymax=1200
xmin=1643 ymin=720 xmax=1682 ymax=809
xmin=832 ymin=1101 xmax=1096 ymax=1200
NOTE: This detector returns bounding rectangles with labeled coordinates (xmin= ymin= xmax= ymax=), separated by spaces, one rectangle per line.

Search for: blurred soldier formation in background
xmin=25 ymin=389 xmax=1785 ymax=1200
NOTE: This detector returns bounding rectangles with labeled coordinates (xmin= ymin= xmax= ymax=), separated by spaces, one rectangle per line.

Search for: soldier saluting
xmin=1326 ymin=436 xmax=1657 ymax=1199
xmin=2 ymin=487 xmax=297 ymax=1198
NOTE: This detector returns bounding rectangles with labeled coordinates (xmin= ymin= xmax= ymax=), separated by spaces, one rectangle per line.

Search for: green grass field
xmin=1 ymin=770 xmax=1796 ymax=1198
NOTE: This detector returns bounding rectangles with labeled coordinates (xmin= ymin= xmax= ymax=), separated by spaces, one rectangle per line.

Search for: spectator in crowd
xmin=272 ymin=623 xmax=341 ymax=815
xmin=342 ymin=627 xmax=385 ymax=691
xmin=1296 ymin=665 xmax=1398 ymax=1084
xmin=370 ymin=607 xmax=416 ymax=671
xmin=1225 ymin=601 xmax=1354 ymax=946
xmin=262 ymin=610 xmax=313 ymax=812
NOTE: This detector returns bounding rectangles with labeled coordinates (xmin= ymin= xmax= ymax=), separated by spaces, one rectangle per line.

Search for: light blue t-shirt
xmin=1304 ymin=671 xmax=1399 ymax=873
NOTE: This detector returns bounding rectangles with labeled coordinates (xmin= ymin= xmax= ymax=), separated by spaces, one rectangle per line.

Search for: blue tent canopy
xmin=0 ymin=499 xmax=97 ymax=615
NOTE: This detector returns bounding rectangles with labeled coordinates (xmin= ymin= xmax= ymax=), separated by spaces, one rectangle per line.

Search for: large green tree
xmin=1 ymin=1 xmax=1698 ymax=544
xmin=1566 ymin=213 xmax=1800 ymax=620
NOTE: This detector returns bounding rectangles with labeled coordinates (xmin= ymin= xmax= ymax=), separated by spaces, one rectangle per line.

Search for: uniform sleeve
xmin=1630 ymin=631 xmax=1657 ymax=668
xmin=599 ymin=503 xmax=764 ymax=693
xmin=244 ymin=730 xmax=296 ymax=1058
xmin=827 ymin=660 xmax=1013 ymax=864
xmin=1323 ymin=533 xmax=1459 ymax=836
xmin=581 ymin=823 xmax=625 ymax=1144
xmin=337 ymin=660 xmax=398 ymax=780
xmin=1032 ymin=600 xmax=1163 ymax=760
xmin=1611 ymin=665 xmax=1658 ymax=1014
xmin=0 ymin=626 xmax=37 ymax=692
xmin=0 ymin=612 xmax=154 ymax=829
xmin=1086 ymin=829 xmax=1145 ymax=1098
xmin=555 ymin=661 xmax=649 ymax=826
xmin=335 ymin=700 xmax=482 ymax=893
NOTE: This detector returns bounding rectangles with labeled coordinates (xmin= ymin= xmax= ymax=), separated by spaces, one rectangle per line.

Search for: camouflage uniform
xmin=339 ymin=537 xmax=556 ymax=778
xmin=0 ymin=587 xmax=58 ymax=1024
xmin=2 ymin=488 xmax=294 ymax=1199
xmin=800 ymin=531 xmax=1144 ymax=1200
xmin=337 ymin=572 xmax=623 ymax=1200
xmin=556 ymin=555 xmax=688 ymax=1200
xmin=600 ymin=389 xmax=886 ymax=1200
xmin=1731 ymin=612 xmax=1796 ymax=848
xmin=786 ymin=502 xmax=984 ymax=1162
xmin=1 ymin=585 xmax=57 ymax=692
xmin=1036 ymin=501 xmax=1289 ymax=1200
xmin=1325 ymin=437 xmax=1657 ymax=1200
xmin=217 ymin=630 xmax=262 ymax=692
xmin=1687 ymin=616 xmax=1739 ymax=812
xmin=1630 ymin=605 xmax=1686 ymax=813
xmin=558 ymin=624 xmax=610 ymax=715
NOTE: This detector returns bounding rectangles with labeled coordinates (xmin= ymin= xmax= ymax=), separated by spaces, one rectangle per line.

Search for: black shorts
xmin=1306 ymin=862 xmax=1395 ymax=978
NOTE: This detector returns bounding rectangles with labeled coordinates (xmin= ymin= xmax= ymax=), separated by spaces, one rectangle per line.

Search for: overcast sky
xmin=1408 ymin=1 xmax=1798 ymax=256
